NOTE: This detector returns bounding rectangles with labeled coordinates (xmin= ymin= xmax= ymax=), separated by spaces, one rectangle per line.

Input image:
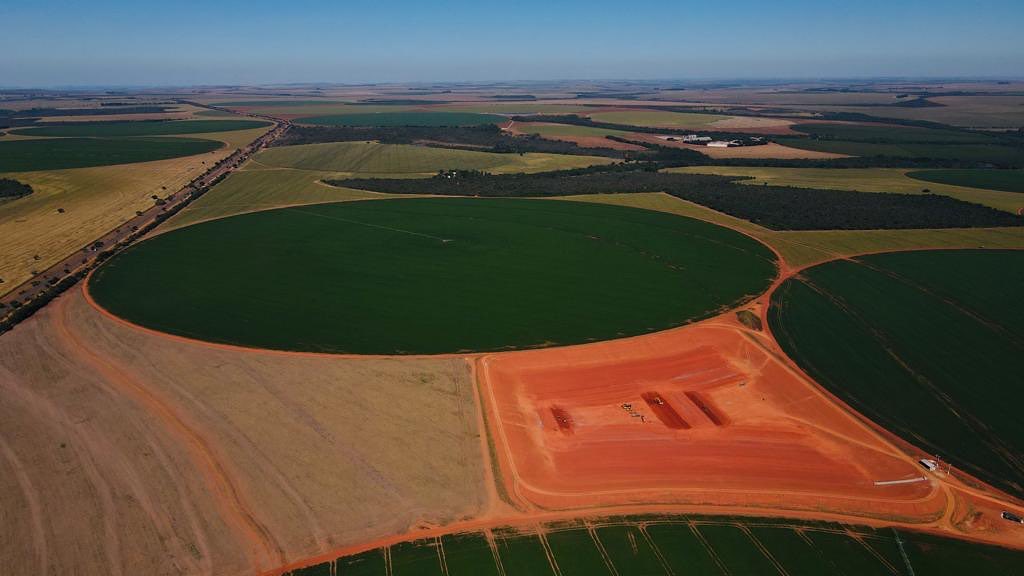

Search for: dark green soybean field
xmin=0 ymin=137 xmax=223 ymax=171
xmin=770 ymin=249 xmax=1024 ymax=497
xmin=285 ymin=516 xmax=1024 ymax=575
xmin=10 ymin=119 xmax=269 ymax=137
xmin=88 ymin=198 xmax=777 ymax=355
xmin=908 ymin=169 xmax=1024 ymax=193
xmin=297 ymin=111 xmax=504 ymax=127
xmin=778 ymin=123 xmax=1024 ymax=166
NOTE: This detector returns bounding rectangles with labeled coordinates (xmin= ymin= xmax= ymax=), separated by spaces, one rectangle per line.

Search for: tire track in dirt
xmin=0 ymin=368 xmax=125 ymax=576
xmin=0 ymin=434 xmax=49 ymax=576
xmin=50 ymin=295 xmax=286 ymax=571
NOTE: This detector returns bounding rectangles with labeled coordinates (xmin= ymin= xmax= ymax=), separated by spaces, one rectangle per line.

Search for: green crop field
xmin=587 ymin=110 xmax=728 ymax=128
xmin=89 ymin=198 xmax=777 ymax=354
xmin=253 ymin=141 xmax=611 ymax=174
xmin=667 ymin=166 xmax=1024 ymax=213
xmin=792 ymin=123 xmax=1001 ymax=144
xmin=285 ymin=515 xmax=1024 ymax=575
xmin=297 ymin=111 xmax=504 ymax=127
xmin=10 ymin=119 xmax=269 ymax=137
xmin=0 ymin=137 xmax=223 ymax=172
xmin=770 ymin=249 xmax=1024 ymax=497
xmin=908 ymin=169 xmax=1024 ymax=193
xmin=775 ymin=137 xmax=1024 ymax=165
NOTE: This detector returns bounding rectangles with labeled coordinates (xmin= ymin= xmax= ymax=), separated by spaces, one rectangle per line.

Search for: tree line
xmin=0 ymin=178 xmax=33 ymax=199
xmin=326 ymin=168 xmax=1023 ymax=231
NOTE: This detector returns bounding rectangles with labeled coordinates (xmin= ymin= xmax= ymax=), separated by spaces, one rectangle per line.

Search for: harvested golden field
xmin=32 ymin=103 xmax=204 ymax=123
xmin=564 ymin=192 xmax=1024 ymax=269
xmin=0 ymin=126 xmax=270 ymax=292
xmin=705 ymin=115 xmax=796 ymax=132
xmin=0 ymin=288 xmax=487 ymax=576
xmin=253 ymin=141 xmax=610 ymax=175
xmin=667 ymin=166 xmax=1024 ymax=213
xmin=163 ymin=168 xmax=401 ymax=232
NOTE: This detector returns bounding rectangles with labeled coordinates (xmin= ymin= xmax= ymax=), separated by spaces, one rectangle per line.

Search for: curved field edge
xmin=767 ymin=249 xmax=1024 ymax=498
xmin=0 ymin=124 xmax=272 ymax=295
xmin=270 ymin=514 xmax=1024 ymax=576
xmin=88 ymin=197 xmax=779 ymax=355
xmin=165 ymin=166 xmax=1024 ymax=274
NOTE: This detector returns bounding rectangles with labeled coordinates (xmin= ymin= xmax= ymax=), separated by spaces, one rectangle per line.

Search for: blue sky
xmin=2 ymin=0 xmax=1022 ymax=87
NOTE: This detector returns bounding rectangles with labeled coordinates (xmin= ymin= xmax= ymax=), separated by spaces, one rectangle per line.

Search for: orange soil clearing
xmin=480 ymin=318 xmax=955 ymax=521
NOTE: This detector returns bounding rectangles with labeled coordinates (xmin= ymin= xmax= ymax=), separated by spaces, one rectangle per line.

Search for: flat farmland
xmin=162 ymin=168 xmax=396 ymax=232
xmin=667 ymin=166 xmax=1024 ymax=213
xmin=769 ymin=250 xmax=1024 ymax=497
xmin=0 ymin=137 xmax=223 ymax=172
xmin=440 ymin=102 xmax=599 ymax=115
xmin=774 ymin=137 xmax=1024 ymax=166
xmin=0 ymin=125 xmax=270 ymax=292
xmin=559 ymin=192 xmax=1024 ymax=270
xmin=89 ymin=198 xmax=777 ymax=354
xmin=11 ymin=119 xmax=270 ymax=137
xmin=508 ymin=121 xmax=644 ymax=150
xmin=0 ymin=289 xmax=487 ymax=575
xmin=253 ymin=141 xmax=612 ymax=174
xmin=511 ymin=121 xmax=633 ymax=139
xmin=791 ymin=122 xmax=1001 ymax=144
xmin=908 ymin=169 xmax=1024 ymax=194
xmin=281 ymin=516 xmax=1024 ymax=576
xmin=296 ymin=111 xmax=504 ymax=127
xmin=587 ymin=110 xmax=728 ymax=128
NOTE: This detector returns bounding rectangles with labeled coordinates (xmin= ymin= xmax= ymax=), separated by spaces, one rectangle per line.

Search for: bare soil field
xmin=0 ymin=289 xmax=487 ymax=576
xmin=478 ymin=318 xmax=941 ymax=516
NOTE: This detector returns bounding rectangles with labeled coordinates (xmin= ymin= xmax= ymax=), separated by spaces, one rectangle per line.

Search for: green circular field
xmin=89 ymin=198 xmax=777 ymax=354
xmin=297 ymin=111 xmax=504 ymax=127
xmin=769 ymin=249 xmax=1024 ymax=498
